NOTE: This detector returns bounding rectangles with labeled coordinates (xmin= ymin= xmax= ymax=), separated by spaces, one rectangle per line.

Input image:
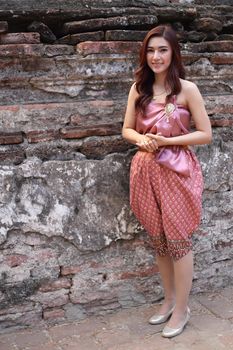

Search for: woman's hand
xmin=145 ymin=133 xmax=170 ymax=147
xmin=136 ymin=135 xmax=159 ymax=152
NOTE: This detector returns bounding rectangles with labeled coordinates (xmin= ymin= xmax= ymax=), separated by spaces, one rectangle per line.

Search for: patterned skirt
xmin=130 ymin=150 xmax=203 ymax=260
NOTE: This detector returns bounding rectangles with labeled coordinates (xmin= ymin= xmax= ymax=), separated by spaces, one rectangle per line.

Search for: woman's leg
xmin=166 ymin=250 xmax=193 ymax=327
xmin=156 ymin=254 xmax=176 ymax=314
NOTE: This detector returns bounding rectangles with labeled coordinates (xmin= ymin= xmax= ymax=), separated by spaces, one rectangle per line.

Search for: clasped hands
xmin=136 ymin=133 xmax=168 ymax=152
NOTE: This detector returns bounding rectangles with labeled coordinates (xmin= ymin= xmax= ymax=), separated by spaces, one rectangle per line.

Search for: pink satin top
xmin=136 ymin=97 xmax=192 ymax=177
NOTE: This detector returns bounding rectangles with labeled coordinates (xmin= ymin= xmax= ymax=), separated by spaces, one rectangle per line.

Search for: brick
xmin=160 ymin=7 xmax=197 ymax=20
xmin=0 ymin=32 xmax=40 ymax=44
xmin=5 ymin=254 xmax=28 ymax=267
xmin=24 ymin=140 xmax=85 ymax=161
xmin=61 ymin=265 xmax=82 ymax=275
xmin=79 ymin=135 xmax=132 ymax=158
xmin=60 ymin=122 xmax=122 ymax=139
xmin=187 ymin=30 xmax=206 ymax=43
xmin=218 ymin=34 xmax=233 ymax=41
xmin=0 ymin=147 xmax=25 ymax=164
xmin=43 ymin=308 xmax=65 ymax=320
xmin=184 ymin=52 xmax=233 ymax=68
xmin=34 ymin=248 xmax=57 ymax=261
xmin=0 ymin=103 xmax=70 ymax=132
xmin=209 ymin=53 xmax=233 ymax=64
xmin=182 ymin=50 xmax=233 ymax=66
xmin=0 ymin=44 xmax=44 ymax=57
xmin=182 ymin=52 xmax=204 ymax=65
xmin=193 ymin=17 xmax=223 ymax=33
xmin=0 ymin=21 xmax=8 ymax=33
xmin=0 ymin=44 xmax=74 ymax=58
xmin=27 ymin=21 xmax=56 ymax=43
xmin=205 ymin=95 xmax=233 ymax=116
xmin=190 ymin=41 xmax=233 ymax=53
xmin=39 ymin=278 xmax=71 ymax=292
xmin=105 ymin=30 xmax=147 ymax=41
xmin=70 ymin=100 xmax=124 ymax=126
xmin=61 ymin=261 xmax=103 ymax=276
xmin=63 ymin=15 xmax=158 ymax=35
xmin=31 ymin=289 xmax=69 ymax=308
xmin=26 ymin=129 xmax=60 ymax=143
xmin=0 ymin=101 xmax=124 ymax=132
xmin=119 ymin=265 xmax=159 ymax=280
xmin=77 ymin=40 xmax=142 ymax=56
xmin=0 ymin=132 xmax=23 ymax=145
xmin=0 ymin=309 xmax=43 ymax=330
xmin=43 ymin=44 xmax=75 ymax=57
xmin=211 ymin=119 xmax=233 ymax=127
xmin=57 ymin=31 xmax=104 ymax=45
xmin=0 ymin=302 xmax=37 ymax=316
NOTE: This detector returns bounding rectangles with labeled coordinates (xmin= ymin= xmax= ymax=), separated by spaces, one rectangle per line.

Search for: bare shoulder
xmin=129 ymin=82 xmax=139 ymax=95
xmin=127 ymin=82 xmax=139 ymax=103
xmin=176 ymin=79 xmax=201 ymax=107
xmin=180 ymin=79 xmax=204 ymax=107
xmin=180 ymin=79 xmax=201 ymax=97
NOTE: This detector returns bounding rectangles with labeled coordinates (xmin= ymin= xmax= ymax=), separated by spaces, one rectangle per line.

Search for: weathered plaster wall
xmin=0 ymin=0 xmax=233 ymax=332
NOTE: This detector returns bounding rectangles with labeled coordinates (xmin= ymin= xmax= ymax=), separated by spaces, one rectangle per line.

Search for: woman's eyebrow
xmin=147 ymin=45 xmax=169 ymax=49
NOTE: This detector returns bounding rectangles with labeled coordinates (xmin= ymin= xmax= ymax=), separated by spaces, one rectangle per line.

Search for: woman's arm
xmin=122 ymin=83 xmax=158 ymax=152
xmin=145 ymin=81 xmax=212 ymax=147
xmin=122 ymin=83 xmax=141 ymax=145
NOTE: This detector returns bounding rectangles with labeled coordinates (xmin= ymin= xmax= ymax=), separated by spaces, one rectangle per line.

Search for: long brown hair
xmin=135 ymin=25 xmax=185 ymax=115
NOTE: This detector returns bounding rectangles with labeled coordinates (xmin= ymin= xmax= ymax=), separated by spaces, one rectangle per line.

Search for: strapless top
xmin=135 ymin=97 xmax=192 ymax=177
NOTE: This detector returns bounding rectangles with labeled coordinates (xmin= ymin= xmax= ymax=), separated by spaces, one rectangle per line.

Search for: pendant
xmin=165 ymin=103 xmax=175 ymax=122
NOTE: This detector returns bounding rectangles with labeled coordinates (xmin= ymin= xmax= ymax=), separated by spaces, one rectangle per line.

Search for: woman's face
xmin=146 ymin=36 xmax=172 ymax=75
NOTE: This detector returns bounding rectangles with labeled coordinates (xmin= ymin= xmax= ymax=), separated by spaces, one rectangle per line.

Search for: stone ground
xmin=1 ymin=286 xmax=233 ymax=350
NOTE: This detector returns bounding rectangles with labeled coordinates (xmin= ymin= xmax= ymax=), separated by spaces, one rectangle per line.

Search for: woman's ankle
xmin=163 ymin=296 xmax=175 ymax=306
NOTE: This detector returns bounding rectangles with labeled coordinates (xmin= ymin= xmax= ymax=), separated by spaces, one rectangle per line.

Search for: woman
xmin=122 ymin=25 xmax=212 ymax=338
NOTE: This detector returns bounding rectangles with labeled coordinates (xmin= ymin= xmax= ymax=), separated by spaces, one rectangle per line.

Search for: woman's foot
xmin=162 ymin=307 xmax=190 ymax=338
xmin=149 ymin=300 xmax=175 ymax=325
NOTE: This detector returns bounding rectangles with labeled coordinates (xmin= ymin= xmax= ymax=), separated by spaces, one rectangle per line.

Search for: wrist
xmin=135 ymin=134 xmax=145 ymax=144
xmin=165 ymin=137 xmax=172 ymax=146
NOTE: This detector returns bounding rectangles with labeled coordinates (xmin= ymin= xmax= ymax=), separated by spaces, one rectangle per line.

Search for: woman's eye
xmin=160 ymin=49 xmax=168 ymax=53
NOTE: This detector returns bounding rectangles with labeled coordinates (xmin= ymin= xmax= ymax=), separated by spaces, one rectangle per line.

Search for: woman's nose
xmin=152 ymin=51 xmax=160 ymax=60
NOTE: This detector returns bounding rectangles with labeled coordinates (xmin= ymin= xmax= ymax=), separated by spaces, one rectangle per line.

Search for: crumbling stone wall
xmin=0 ymin=0 xmax=232 ymax=332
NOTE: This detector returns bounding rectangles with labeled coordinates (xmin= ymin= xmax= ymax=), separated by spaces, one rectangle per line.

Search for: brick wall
xmin=0 ymin=0 xmax=232 ymax=332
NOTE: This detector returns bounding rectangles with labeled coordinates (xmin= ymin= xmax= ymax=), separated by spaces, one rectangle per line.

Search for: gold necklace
xmin=152 ymin=90 xmax=167 ymax=100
